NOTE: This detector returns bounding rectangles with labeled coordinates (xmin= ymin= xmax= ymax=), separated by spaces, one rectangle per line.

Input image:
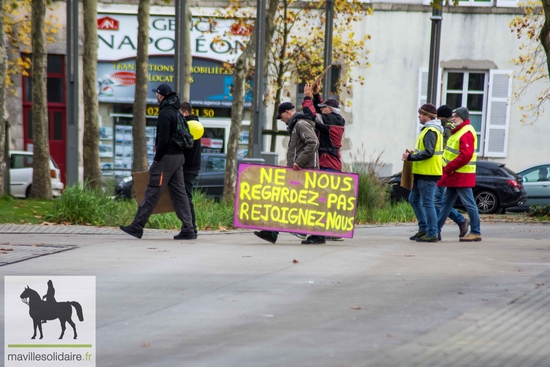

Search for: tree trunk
xmin=0 ymin=0 xmax=6 ymax=196
xmin=132 ymin=0 xmax=150 ymax=179
xmin=182 ymin=1 xmax=192 ymax=101
xmin=223 ymin=31 xmax=256 ymax=202
xmin=30 ymin=0 xmax=52 ymax=199
xmin=82 ymin=0 xmax=102 ymax=189
xmin=541 ymin=0 xmax=550 ymax=80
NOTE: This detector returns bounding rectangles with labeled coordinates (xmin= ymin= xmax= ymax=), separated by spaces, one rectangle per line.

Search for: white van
xmin=9 ymin=151 xmax=64 ymax=198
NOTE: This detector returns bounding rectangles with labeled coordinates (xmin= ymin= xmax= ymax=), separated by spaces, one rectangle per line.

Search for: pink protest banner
xmin=233 ymin=163 xmax=360 ymax=238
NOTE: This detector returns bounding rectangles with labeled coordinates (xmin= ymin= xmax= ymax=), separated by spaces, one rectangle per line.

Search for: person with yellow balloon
xmin=180 ymin=102 xmax=205 ymax=236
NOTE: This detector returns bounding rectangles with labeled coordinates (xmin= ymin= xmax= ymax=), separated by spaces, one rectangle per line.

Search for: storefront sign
xmin=98 ymin=14 xmax=249 ymax=63
xmin=234 ymin=164 xmax=360 ymax=238
xmin=97 ymin=56 xmax=252 ymax=106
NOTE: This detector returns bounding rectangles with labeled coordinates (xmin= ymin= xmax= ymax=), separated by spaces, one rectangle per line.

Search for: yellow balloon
xmin=188 ymin=120 xmax=204 ymax=140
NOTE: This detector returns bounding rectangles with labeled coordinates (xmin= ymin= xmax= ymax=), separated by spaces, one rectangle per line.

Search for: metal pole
xmin=322 ymin=0 xmax=334 ymax=101
xmin=426 ymin=3 xmax=442 ymax=105
xmin=3 ymin=120 xmax=9 ymax=195
xmin=175 ymin=0 xmax=186 ymax=96
xmin=66 ymin=0 xmax=79 ymax=185
xmin=251 ymin=0 xmax=267 ymax=158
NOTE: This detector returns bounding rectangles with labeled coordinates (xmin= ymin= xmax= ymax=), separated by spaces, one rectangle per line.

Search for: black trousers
xmin=131 ymin=154 xmax=194 ymax=233
xmin=184 ymin=170 xmax=199 ymax=233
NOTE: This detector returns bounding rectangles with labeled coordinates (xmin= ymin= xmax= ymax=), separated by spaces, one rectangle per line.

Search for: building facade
xmin=4 ymin=0 xmax=550 ymax=184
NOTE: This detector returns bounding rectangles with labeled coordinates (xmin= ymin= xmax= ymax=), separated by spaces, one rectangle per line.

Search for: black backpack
xmin=172 ymin=111 xmax=194 ymax=150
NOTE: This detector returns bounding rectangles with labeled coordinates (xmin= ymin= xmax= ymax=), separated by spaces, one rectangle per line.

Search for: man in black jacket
xmin=120 ymin=84 xmax=195 ymax=240
xmin=180 ymin=101 xmax=201 ymax=236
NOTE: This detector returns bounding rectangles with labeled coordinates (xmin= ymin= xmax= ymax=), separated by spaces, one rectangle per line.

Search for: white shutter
xmin=484 ymin=70 xmax=513 ymax=157
xmin=417 ymin=68 xmax=429 ymax=136
xmin=416 ymin=68 xmax=441 ymax=135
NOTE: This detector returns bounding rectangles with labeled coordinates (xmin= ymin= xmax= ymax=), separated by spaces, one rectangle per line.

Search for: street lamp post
xmin=251 ymin=0 xmax=267 ymax=159
xmin=175 ymin=0 xmax=186 ymax=96
xmin=323 ymin=0 xmax=334 ymax=101
xmin=426 ymin=3 xmax=443 ymax=105
xmin=66 ymin=0 xmax=79 ymax=186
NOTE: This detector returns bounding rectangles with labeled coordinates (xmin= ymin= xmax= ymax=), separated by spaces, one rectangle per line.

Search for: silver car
xmin=514 ymin=163 xmax=550 ymax=209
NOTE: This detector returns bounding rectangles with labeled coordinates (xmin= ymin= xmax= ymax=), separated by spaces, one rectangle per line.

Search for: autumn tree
xmin=83 ymin=0 xmax=102 ymax=189
xmin=0 ymin=0 xmax=5 ymax=196
xmin=266 ymin=0 xmax=370 ymax=151
xmin=510 ymin=0 xmax=550 ymax=123
xmin=182 ymin=0 xmax=193 ymax=101
xmin=2 ymin=0 xmax=59 ymax=196
xmin=223 ymin=31 xmax=256 ymax=201
xmin=131 ymin=0 xmax=151 ymax=179
xmin=28 ymin=0 xmax=51 ymax=199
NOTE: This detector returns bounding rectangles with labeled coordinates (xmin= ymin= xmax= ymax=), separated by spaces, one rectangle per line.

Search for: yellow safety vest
xmin=443 ymin=125 xmax=477 ymax=173
xmin=412 ymin=126 xmax=443 ymax=176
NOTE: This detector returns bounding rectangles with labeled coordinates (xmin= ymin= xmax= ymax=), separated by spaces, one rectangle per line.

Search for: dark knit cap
xmin=453 ymin=107 xmax=470 ymax=121
xmin=418 ymin=103 xmax=437 ymax=118
xmin=437 ymin=105 xmax=453 ymax=118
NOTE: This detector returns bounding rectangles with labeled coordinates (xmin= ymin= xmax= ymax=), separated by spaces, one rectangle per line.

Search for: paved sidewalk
xmin=1 ymin=222 xmax=549 ymax=367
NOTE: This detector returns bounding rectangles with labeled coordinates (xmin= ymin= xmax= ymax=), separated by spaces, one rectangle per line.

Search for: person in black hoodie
xmin=180 ymin=101 xmax=201 ymax=236
xmin=120 ymin=84 xmax=195 ymax=240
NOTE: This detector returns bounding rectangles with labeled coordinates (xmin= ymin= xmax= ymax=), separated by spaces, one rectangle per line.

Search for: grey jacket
xmin=286 ymin=113 xmax=319 ymax=169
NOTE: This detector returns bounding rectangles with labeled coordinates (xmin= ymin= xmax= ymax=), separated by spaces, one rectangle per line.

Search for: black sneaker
xmin=416 ymin=235 xmax=439 ymax=242
xmin=120 ymin=225 xmax=143 ymax=239
xmin=174 ymin=231 xmax=198 ymax=240
xmin=409 ymin=231 xmax=426 ymax=241
xmin=254 ymin=231 xmax=278 ymax=244
xmin=458 ymin=218 xmax=470 ymax=238
xmin=301 ymin=235 xmax=326 ymax=245
xmin=438 ymin=232 xmax=442 ymax=241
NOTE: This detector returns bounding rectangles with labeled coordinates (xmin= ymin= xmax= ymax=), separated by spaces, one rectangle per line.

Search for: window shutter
xmin=484 ymin=70 xmax=512 ymax=157
xmin=417 ymin=68 xmax=429 ymax=136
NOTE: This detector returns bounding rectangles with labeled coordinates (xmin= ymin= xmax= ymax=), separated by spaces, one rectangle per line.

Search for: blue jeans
xmin=435 ymin=185 xmax=465 ymax=226
xmin=438 ymin=187 xmax=481 ymax=235
xmin=408 ymin=179 xmax=438 ymax=237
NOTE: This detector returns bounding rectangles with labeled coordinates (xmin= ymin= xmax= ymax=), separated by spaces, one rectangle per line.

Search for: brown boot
xmin=458 ymin=218 xmax=470 ymax=238
xmin=459 ymin=233 xmax=482 ymax=242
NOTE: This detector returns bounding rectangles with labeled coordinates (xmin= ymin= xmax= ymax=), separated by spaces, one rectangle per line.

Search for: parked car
xmin=115 ymin=153 xmax=231 ymax=200
xmin=384 ymin=160 xmax=527 ymax=214
xmin=508 ymin=163 xmax=550 ymax=211
xmin=8 ymin=150 xmax=64 ymax=198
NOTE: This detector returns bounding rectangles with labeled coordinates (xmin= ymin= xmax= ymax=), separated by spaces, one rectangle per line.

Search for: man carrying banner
xmin=253 ymin=102 xmax=324 ymax=245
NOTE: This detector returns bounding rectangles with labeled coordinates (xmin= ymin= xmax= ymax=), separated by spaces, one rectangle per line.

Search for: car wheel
xmin=475 ymin=190 xmax=500 ymax=214
xmin=25 ymin=185 xmax=32 ymax=198
xmin=494 ymin=207 xmax=506 ymax=215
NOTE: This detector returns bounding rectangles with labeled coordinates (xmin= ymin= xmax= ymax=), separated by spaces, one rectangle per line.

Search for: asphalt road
xmin=1 ymin=222 xmax=550 ymax=367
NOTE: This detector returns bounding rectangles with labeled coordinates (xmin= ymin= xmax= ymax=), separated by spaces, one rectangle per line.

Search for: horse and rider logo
xmin=19 ymin=280 xmax=85 ymax=340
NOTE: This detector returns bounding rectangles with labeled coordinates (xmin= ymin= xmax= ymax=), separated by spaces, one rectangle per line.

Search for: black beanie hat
xmin=437 ymin=105 xmax=453 ymax=118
